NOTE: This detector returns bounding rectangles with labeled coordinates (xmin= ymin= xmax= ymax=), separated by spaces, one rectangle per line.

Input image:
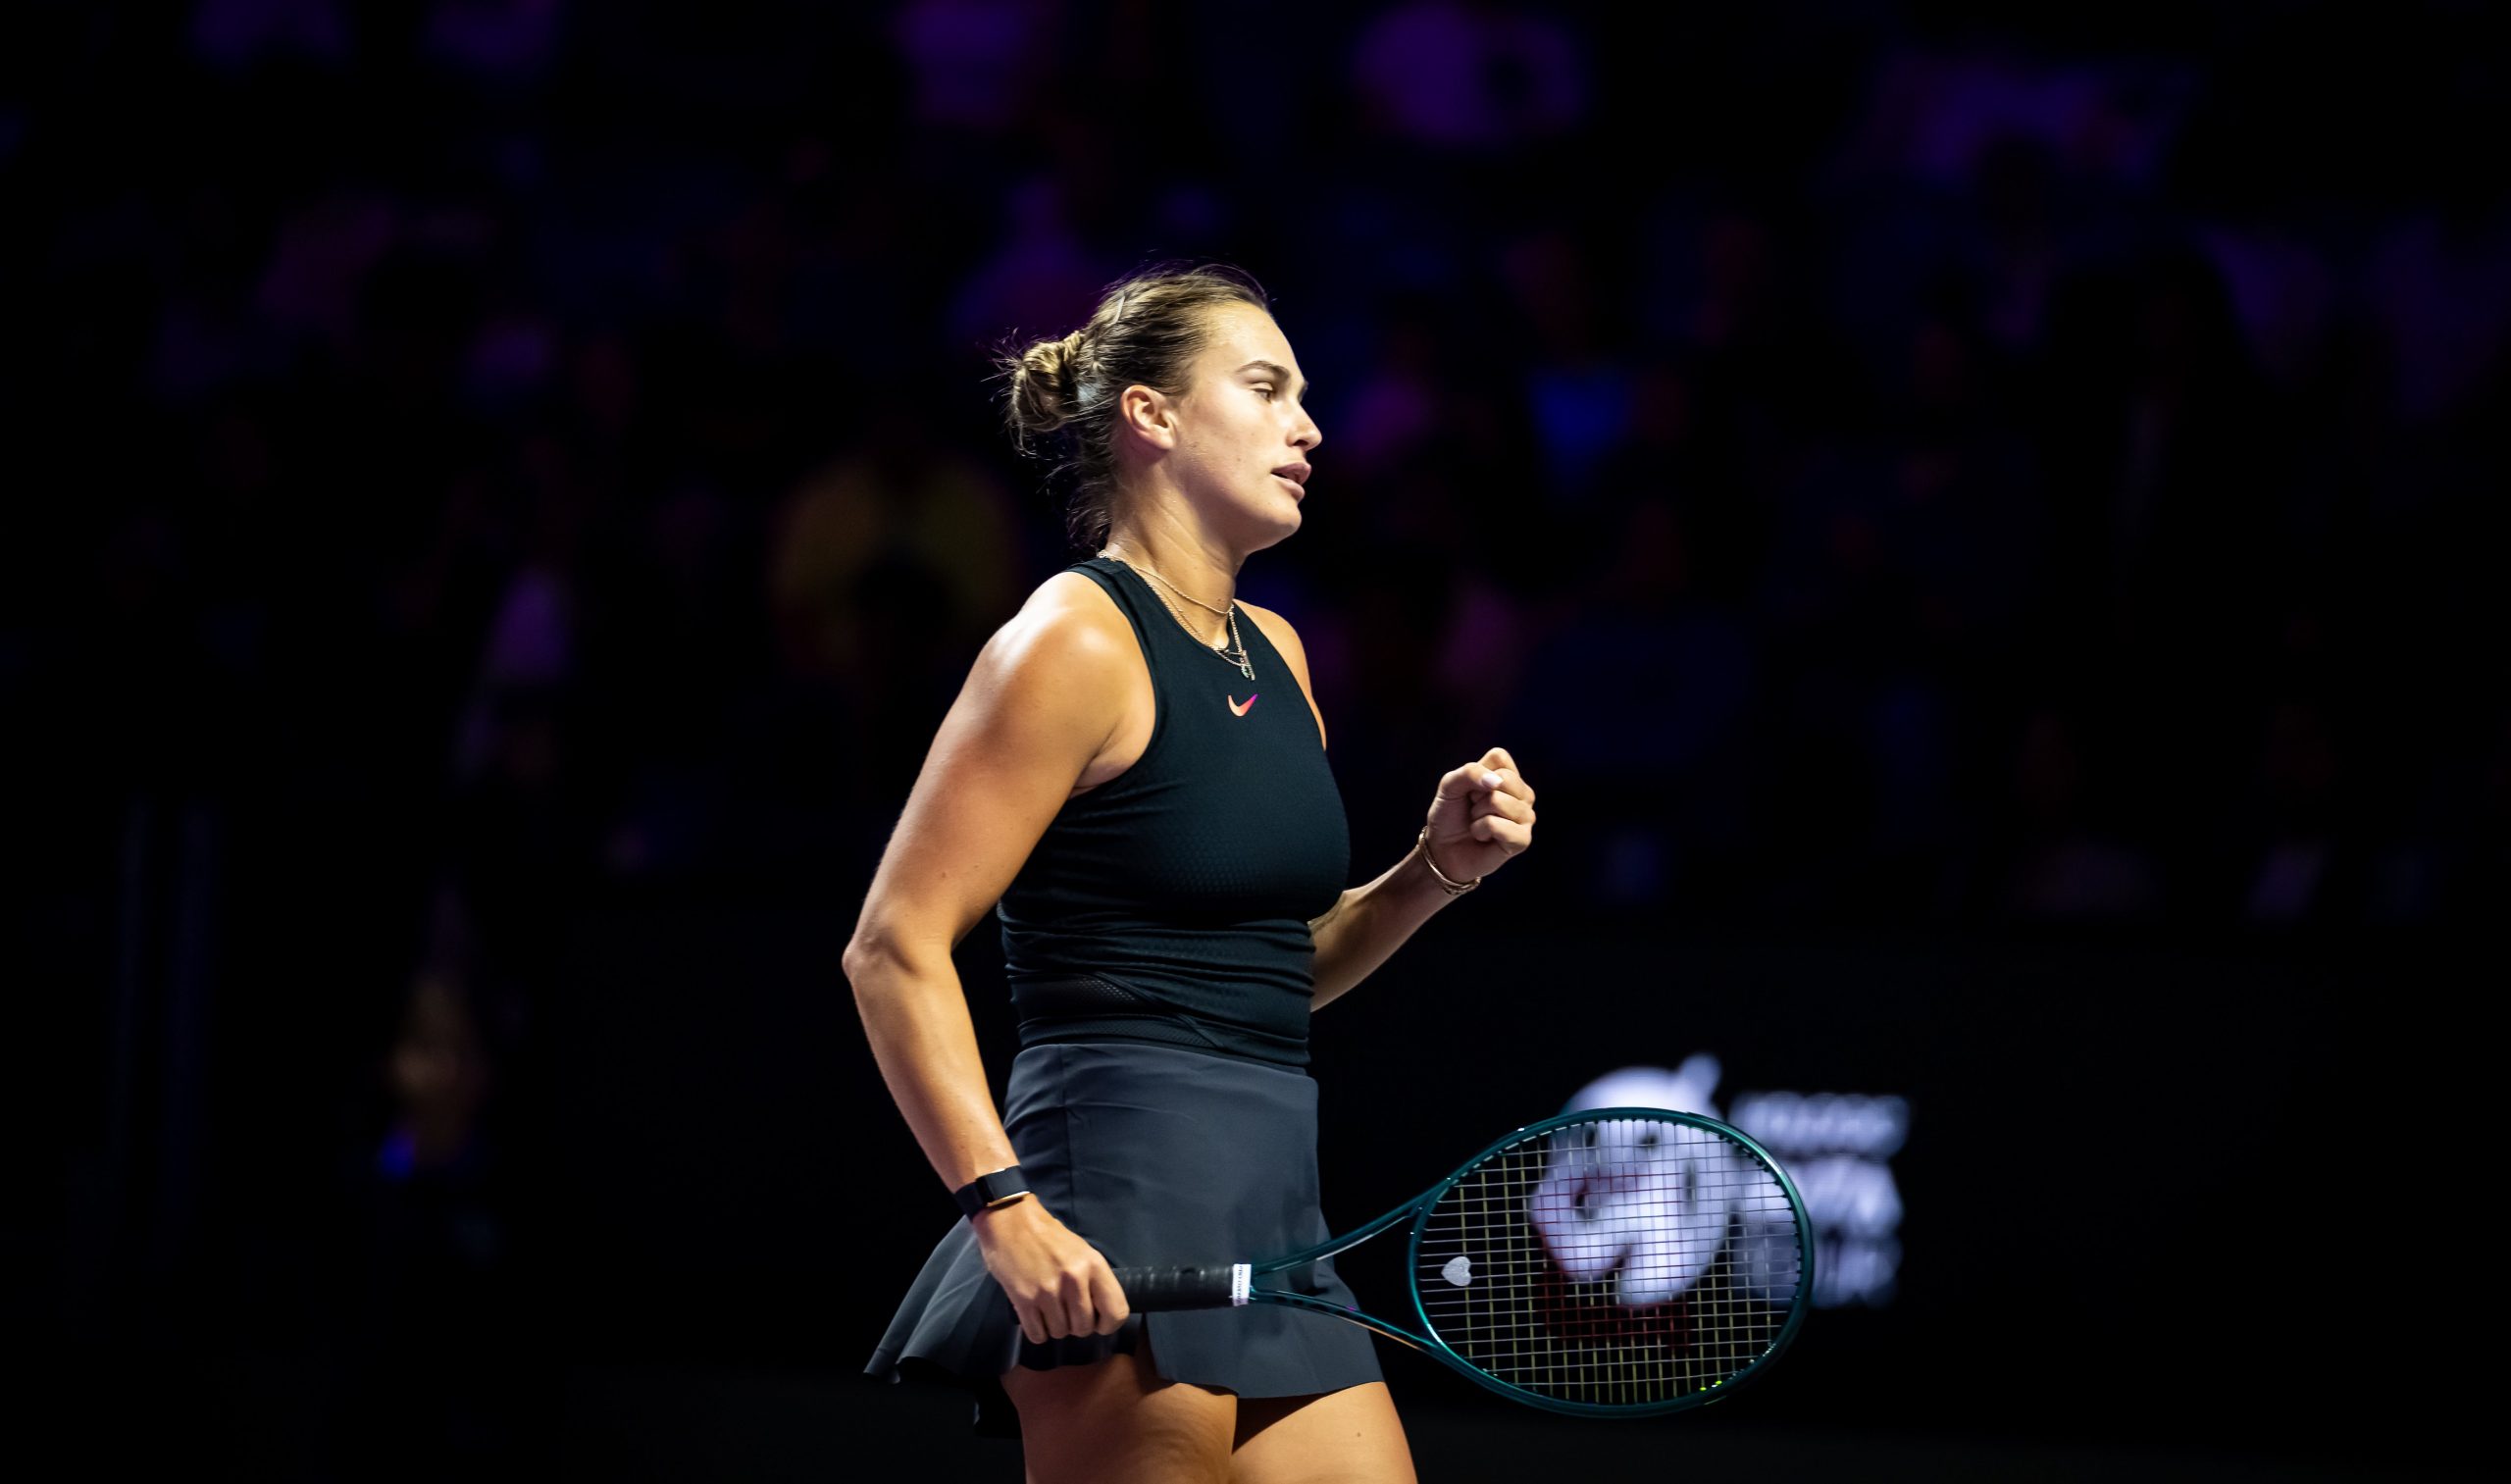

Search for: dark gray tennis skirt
xmin=865 ymin=1040 xmax=1382 ymax=1436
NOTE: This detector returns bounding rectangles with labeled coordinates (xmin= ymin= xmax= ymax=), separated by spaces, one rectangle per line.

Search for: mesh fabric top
xmin=998 ymin=557 xmax=1350 ymax=1067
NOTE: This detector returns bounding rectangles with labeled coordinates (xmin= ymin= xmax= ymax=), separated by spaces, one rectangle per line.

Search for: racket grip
xmin=1110 ymin=1263 xmax=1250 ymax=1310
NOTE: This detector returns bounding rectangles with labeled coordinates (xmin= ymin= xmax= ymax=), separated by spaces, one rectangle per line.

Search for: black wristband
xmin=952 ymin=1165 xmax=1031 ymax=1218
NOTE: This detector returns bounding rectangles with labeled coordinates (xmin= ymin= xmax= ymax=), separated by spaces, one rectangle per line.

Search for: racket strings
xmin=1415 ymin=1116 xmax=1805 ymax=1407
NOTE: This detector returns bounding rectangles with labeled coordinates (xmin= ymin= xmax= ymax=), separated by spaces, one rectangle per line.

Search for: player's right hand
xmin=970 ymin=1198 xmax=1131 ymax=1344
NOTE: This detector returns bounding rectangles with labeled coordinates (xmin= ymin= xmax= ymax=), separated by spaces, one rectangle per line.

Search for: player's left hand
xmin=1422 ymin=746 xmax=1535 ymax=888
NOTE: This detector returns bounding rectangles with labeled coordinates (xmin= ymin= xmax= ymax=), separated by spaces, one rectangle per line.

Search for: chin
xmin=1225 ymin=494 xmax=1306 ymax=552
xmin=1242 ymin=505 xmax=1300 ymax=553
xmin=1200 ymin=482 xmax=1304 ymax=552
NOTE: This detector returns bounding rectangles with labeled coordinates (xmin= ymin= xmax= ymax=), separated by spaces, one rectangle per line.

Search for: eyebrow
xmin=1235 ymin=360 xmax=1309 ymax=399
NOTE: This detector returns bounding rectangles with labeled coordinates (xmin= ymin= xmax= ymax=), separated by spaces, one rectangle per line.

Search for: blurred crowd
xmin=12 ymin=1 xmax=2507 ymax=1472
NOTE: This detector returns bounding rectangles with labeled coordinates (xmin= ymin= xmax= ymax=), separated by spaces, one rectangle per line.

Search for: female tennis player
xmin=848 ymin=262 xmax=1537 ymax=1482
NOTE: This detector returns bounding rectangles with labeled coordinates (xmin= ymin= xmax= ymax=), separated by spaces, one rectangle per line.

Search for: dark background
xmin=9 ymin=1 xmax=2499 ymax=1478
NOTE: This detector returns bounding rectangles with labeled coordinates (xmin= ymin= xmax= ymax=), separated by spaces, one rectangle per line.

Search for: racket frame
xmin=1243 ymin=1106 xmax=1815 ymax=1418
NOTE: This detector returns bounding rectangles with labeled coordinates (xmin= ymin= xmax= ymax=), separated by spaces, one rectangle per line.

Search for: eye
xmin=1253 ymin=384 xmax=1277 ymax=400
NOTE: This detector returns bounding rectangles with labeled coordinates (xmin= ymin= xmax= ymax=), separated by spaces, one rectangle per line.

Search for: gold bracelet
xmin=1416 ymin=825 xmax=1482 ymax=896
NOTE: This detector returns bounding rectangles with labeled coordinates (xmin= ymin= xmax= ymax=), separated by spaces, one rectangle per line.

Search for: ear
xmin=1115 ymin=384 xmax=1178 ymax=451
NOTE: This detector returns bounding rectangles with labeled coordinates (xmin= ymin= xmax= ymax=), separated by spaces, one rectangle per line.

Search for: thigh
xmin=1229 ymin=1383 xmax=1416 ymax=1484
xmin=1001 ymin=1340 xmax=1238 ymax=1484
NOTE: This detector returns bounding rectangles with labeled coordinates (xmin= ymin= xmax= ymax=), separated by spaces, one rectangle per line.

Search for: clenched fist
xmin=1421 ymin=746 xmax=1536 ymax=886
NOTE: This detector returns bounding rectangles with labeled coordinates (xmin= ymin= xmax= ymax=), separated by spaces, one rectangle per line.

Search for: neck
xmin=1099 ymin=524 xmax=1241 ymax=646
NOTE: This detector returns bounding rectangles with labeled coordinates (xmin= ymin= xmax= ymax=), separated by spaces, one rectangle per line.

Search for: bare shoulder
xmin=846 ymin=572 xmax=1139 ymax=965
xmin=959 ymin=571 xmax=1139 ymax=720
xmin=989 ymin=569 xmax=1159 ymax=789
xmin=1236 ymin=599 xmax=1328 ymax=748
xmin=1235 ymin=598 xmax=1303 ymax=657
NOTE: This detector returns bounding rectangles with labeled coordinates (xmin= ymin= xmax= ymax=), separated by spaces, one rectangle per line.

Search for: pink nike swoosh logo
xmin=1229 ymin=692 xmax=1258 ymax=716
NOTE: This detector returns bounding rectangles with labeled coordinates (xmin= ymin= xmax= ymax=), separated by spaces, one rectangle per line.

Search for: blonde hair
xmin=997 ymin=261 xmax=1272 ymax=549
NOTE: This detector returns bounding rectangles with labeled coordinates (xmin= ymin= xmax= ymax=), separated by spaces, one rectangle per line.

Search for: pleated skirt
xmin=864 ymin=1040 xmax=1383 ymax=1436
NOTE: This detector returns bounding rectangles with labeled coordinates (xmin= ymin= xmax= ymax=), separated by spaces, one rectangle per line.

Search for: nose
xmin=1294 ymin=406 xmax=1322 ymax=452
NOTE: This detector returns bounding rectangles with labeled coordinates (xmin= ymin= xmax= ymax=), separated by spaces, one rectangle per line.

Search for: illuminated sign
xmin=1563 ymin=1057 xmax=1907 ymax=1308
xmin=1526 ymin=1107 xmax=1800 ymax=1306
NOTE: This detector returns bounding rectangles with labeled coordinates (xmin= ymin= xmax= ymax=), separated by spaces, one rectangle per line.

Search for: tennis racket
xmin=1109 ymin=1106 xmax=1813 ymax=1417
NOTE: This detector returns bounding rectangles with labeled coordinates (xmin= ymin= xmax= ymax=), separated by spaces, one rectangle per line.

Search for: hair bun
xmin=1006 ymin=329 xmax=1086 ymax=445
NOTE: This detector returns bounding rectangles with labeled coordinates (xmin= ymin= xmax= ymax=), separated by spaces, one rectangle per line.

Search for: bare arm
xmin=1244 ymin=600 xmax=1501 ymax=1009
xmin=842 ymin=582 xmax=1136 ymax=1342
xmin=1306 ymin=842 xmax=1464 ymax=1009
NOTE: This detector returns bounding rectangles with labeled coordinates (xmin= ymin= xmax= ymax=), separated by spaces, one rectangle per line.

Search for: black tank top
xmin=997 ymin=557 xmax=1350 ymax=1067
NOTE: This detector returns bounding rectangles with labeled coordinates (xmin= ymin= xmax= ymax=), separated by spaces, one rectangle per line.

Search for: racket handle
xmin=1109 ymin=1263 xmax=1251 ymax=1310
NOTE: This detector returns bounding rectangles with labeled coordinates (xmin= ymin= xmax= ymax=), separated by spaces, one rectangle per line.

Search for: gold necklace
xmin=1102 ymin=548 xmax=1254 ymax=681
